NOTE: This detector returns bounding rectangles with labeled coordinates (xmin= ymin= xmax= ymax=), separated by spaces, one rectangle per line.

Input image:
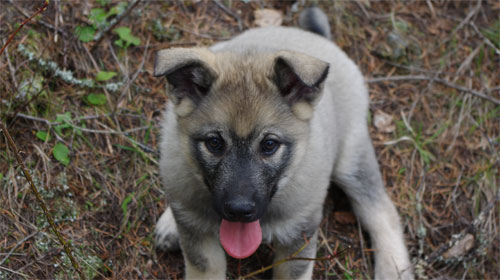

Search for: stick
xmin=240 ymin=240 xmax=351 ymax=279
xmin=115 ymin=36 xmax=150 ymax=111
xmin=469 ymin=21 xmax=500 ymax=56
xmin=367 ymin=75 xmax=500 ymax=105
xmin=0 ymin=122 xmax=85 ymax=280
xmin=7 ymin=0 xmax=68 ymax=38
xmin=425 ymin=187 xmax=500 ymax=264
xmin=0 ymin=1 xmax=49 ymax=56
xmin=0 ymin=2 xmax=85 ymax=278
xmin=214 ymin=0 xmax=243 ymax=31
xmin=0 ymin=231 xmax=38 ymax=266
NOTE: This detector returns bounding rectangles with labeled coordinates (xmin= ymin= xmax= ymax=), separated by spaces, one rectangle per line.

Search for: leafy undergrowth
xmin=0 ymin=1 xmax=498 ymax=279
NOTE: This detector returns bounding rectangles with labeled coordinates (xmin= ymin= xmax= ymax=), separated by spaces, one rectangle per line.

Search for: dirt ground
xmin=0 ymin=1 xmax=499 ymax=279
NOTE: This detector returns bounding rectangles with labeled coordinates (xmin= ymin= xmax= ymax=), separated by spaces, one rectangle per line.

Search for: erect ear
xmin=154 ymin=48 xmax=217 ymax=117
xmin=273 ymin=50 xmax=329 ymax=120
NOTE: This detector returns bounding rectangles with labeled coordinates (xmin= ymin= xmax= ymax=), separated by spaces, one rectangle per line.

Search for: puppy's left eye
xmin=260 ymin=139 xmax=280 ymax=155
xmin=205 ymin=136 xmax=225 ymax=155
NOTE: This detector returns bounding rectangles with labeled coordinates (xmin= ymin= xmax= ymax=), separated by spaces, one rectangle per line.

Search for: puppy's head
xmin=155 ymin=48 xmax=329 ymax=222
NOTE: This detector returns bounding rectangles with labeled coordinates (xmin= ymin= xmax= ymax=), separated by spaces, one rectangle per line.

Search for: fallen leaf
xmin=254 ymin=9 xmax=282 ymax=27
xmin=443 ymin=233 xmax=474 ymax=259
xmin=373 ymin=110 xmax=396 ymax=133
xmin=333 ymin=211 xmax=356 ymax=224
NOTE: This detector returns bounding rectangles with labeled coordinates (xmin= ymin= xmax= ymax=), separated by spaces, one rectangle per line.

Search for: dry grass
xmin=0 ymin=1 xmax=498 ymax=279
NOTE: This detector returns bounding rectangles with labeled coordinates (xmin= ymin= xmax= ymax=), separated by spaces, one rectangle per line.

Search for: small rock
xmin=254 ymin=9 xmax=283 ymax=27
xmin=373 ymin=110 xmax=396 ymax=133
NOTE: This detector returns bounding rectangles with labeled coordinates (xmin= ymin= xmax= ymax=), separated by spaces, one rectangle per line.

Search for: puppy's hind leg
xmin=333 ymin=144 xmax=413 ymax=280
xmin=155 ymin=206 xmax=180 ymax=251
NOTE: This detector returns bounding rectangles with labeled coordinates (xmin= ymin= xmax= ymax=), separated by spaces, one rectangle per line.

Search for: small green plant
xmin=54 ymin=112 xmax=73 ymax=137
xmin=75 ymin=26 xmax=95 ymax=42
xmin=95 ymin=70 xmax=117 ymax=81
xmin=86 ymin=93 xmax=107 ymax=106
xmin=74 ymin=2 xmax=128 ymax=43
xmin=121 ymin=193 xmax=134 ymax=217
xmin=36 ymin=130 xmax=51 ymax=141
xmin=113 ymin=26 xmax=141 ymax=48
xmin=53 ymin=142 xmax=70 ymax=166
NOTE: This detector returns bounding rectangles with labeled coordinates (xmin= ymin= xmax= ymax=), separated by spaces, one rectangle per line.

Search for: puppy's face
xmin=155 ymin=49 xmax=329 ymax=222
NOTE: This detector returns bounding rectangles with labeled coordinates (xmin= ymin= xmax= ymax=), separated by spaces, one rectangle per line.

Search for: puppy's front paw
xmin=375 ymin=252 xmax=413 ymax=280
xmin=155 ymin=207 xmax=180 ymax=251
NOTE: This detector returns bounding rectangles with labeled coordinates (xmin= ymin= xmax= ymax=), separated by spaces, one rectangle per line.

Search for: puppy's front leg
xmin=273 ymin=231 xmax=318 ymax=280
xmin=334 ymin=144 xmax=412 ymax=279
xmin=177 ymin=225 xmax=227 ymax=279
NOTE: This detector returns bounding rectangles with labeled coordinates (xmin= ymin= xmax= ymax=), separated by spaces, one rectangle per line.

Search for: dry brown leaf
xmin=443 ymin=234 xmax=475 ymax=259
xmin=333 ymin=211 xmax=356 ymax=224
xmin=373 ymin=110 xmax=396 ymax=133
xmin=254 ymin=9 xmax=282 ymax=27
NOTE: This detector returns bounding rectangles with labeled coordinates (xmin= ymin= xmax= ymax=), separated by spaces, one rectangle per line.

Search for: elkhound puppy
xmin=154 ymin=7 xmax=412 ymax=280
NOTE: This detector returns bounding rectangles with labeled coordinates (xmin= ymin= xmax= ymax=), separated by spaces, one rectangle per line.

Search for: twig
xmin=13 ymin=113 xmax=156 ymax=154
xmin=4 ymin=43 xmax=18 ymax=88
xmin=240 ymin=240 xmax=351 ymax=279
xmin=91 ymin=0 xmax=141 ymax=52
xmin=7 ymin=0 xmax=69 ymax=38
xmin=214 ymin=0 xmax=243 ymax=31
xmin=0 ymin=2 xmax=85 ymax=278
xmin=0 ymin=265 xmax=29 ymax=278
xmin=115 ymin=36 xmax=150 ymax=111
xmin=424 ymin=187 xmax=500 ymax=264
xmin=469 ymin=21 xmax=500 ymax=56
xmin=0 ymin=1 xmax=49 ymax=56
xmin=0 ymin=122 xmax=85 ymax=280
xmin=430 ymin=0 xmax=482 ymax=54
xmin=367 ymin=75 xmax=500 ymax=105
xmin=0 ymin=231 xmax=38 ymax=266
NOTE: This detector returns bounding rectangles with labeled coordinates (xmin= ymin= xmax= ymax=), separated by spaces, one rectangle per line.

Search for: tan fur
xmin=155 ymin=22 xmax=412 ymax=279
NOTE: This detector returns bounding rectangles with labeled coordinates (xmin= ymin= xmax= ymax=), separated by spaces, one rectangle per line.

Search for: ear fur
xmin=154 ymin=48 xmax=217 ymax=117
xmin=273 ymin=50 xmax=329 ymax=120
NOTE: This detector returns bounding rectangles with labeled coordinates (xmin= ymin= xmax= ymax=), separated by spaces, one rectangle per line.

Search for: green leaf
xmin=86 ymin=93 xmax=107 ymax=106
xmin=0 ymin=173 xmax=3 ymax=180
xmin=97 ymin=0 xmax=111 ymax=6
xmin=121 ymin=193 xmax=134 ymax=217
xmin=75 ymin=25 xmax=96 ymax=42
xmin=114 ymin=39 xmax=124 ymax=48
xmin=113 ymin=26 xmax=140 ymax=47
xmin=90 ymin=8 xmax=108 ymax=27
xmin=54 ymin=112 xmax=73 ymax=136
xmin=36 ymin=130 xmax=51 ymax=142
xmin=95 ymin=71 xmax=117 ymax=82
xmin=108 ymin=2 xmax=127 ymax=17
xmin=53 ymin=143 xmax=70 ymax=166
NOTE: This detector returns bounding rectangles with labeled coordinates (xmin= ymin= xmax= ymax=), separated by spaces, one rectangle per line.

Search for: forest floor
xmin=0 ymin=1 xmax=499 ymax=279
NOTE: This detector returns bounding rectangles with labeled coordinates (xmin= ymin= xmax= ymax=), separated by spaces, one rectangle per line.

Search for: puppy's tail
xmin=299 ymin=7 xmax=332 ymax=40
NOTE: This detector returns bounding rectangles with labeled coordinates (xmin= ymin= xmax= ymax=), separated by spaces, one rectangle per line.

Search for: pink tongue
xmin=219 ymin=219 xmax=262 ymax=259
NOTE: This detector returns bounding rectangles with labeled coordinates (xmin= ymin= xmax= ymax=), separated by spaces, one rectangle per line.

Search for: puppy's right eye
xmin=205 ymin=137 xmax=225 ymax=155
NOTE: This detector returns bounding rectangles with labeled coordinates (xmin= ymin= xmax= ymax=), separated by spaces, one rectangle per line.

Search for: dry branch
xmin=214 ymin=0 xmax=243 ymax=32
xmin=424 ymin=188 xmax=500 ymax=265
xmin=0 ymin=122 xmax=85 ymax=280
xmin=0 ymin=1 xmax=85 ymax=279
xmin=367 ymin=75 xmax=500 ymax=105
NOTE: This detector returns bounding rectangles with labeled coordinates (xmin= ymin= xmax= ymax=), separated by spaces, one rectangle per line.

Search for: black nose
xmin=224 ymin=198 xmax=256 ymax=221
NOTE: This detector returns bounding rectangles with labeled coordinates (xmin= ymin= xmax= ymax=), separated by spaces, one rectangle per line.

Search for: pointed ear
xmin=273 ymin=51 xmax=329 ymax=120
xmin=154 ymin=48 xmax=217 ymax=116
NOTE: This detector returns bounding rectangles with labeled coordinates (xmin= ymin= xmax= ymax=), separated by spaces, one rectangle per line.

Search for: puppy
xmin=154 ymin=7 xmax=412 ymax=279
